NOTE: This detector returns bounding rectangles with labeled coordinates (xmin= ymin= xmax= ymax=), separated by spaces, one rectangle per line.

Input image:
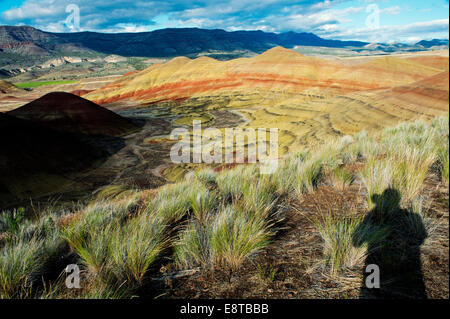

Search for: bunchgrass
xmin=189 ymin=186 xmax=217 ymax=222
xmin=0 ymin=213 xmax=64 ymax=298
xmin=209 ymin=206 xmax=272 ymax=270
xmin=174 ymin=220 xmax=211 ymax=268
xmin=108 ymin=212 xmax=166 ymax=284
xmin=0 ymin=237 xmax=43 ymax=298
xmin=331 ymin=166 xmax=354 ymax=190
xmin=315 ymin=212 xmax=390 ymax=275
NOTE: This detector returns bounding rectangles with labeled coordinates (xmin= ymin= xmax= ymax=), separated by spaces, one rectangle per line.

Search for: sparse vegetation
xmin=1 ymin=116 xmax=448 ymax=298
xmin=257 ymin=263 xmax=282 ymax=283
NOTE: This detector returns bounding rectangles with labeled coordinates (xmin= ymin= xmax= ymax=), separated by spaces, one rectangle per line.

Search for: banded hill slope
xmin=84 ymin=47 xmax=449 ymax=155
xmin=85 ymin=47 xmax=443 ymax=105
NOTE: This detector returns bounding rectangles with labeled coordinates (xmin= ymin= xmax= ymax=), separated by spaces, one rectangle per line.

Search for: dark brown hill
xmin=8 ymin=92 xmax=138 ymax=136
xmin=0 ymin=113 xmax=114 ymax=207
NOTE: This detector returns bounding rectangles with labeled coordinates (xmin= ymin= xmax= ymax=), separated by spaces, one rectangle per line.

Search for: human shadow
xmin=352 ymin=188 xmax=428 ymax=299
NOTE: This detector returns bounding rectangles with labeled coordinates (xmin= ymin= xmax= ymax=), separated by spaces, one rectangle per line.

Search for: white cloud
xmin=0 ymin=0 xmax=448 ymax=43
xmin=380 ymin=6 xmax=401 ymax=15
xmin=328 ymin=18 xmax=449 ymax=43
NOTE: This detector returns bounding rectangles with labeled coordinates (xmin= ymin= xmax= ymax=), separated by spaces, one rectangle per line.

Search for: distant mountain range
xmin=416 ymin=39 xmax=450 ymax=48
xmin=2 ymin=25 xmax=447 ymax=60
xmin=0 ymin=26 xmax=371 ymax=58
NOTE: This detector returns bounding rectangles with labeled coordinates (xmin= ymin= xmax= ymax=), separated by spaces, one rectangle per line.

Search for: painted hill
xmin=8 ymin=92 xmax=138 ymax=136
xmin=84 ymin=47 xmax=445 ymax=105
xmin=405 ymin=55 xmax=449 ymax=70
xmin=84 ymin=47 xmax=448 ymax=158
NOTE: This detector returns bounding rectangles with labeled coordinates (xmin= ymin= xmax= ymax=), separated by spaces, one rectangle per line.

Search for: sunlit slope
xmin=405 ymin=55 xmax=449 ymax=71
xmin=323 ymin=71 xmax=449 ymax=137
xmin=85 ymin=47 xmax=444 ymax=105
xmin=240 ymin=70 xmax=449 ymax=152
xmin=84 ymin=47 xmax=448 ymax=157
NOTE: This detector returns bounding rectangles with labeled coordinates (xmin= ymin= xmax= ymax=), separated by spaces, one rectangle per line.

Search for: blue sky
xmin=0 ymin=0 xmax=448 ymax=43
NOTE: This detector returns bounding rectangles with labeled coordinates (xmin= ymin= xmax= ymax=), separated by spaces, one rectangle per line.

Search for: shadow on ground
xmin=353 ymin=188 xmax=428 ymax=299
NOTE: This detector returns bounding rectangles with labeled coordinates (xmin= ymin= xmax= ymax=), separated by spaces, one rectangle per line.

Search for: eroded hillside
xmin=83 ymin=48 xmax=449 ymax=175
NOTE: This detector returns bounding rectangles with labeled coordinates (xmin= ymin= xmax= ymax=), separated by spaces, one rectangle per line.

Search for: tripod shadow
xmin=352 ymin=188 xmax=428 ymax=299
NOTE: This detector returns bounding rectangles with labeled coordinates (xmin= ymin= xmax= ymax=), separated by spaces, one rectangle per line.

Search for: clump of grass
xmin=175 ymin=205 xmax=275 ymax=271
xmin=64 ymin=208 xmax=166 ymax=293
xmin=149 ymin=181 xmax=195 ymax=223
xmin=317 ymin=142 xmax=343 ymax=172
xmin=436 ymin=142 xmax=449 ymax=183
xmin=269 ymin=149 xmax=311 ymax=195
xmin=269 ymin=160 xmax=297 ymax=195
xmin=64 ymin=223 xmax=115 ymax=278
xmin=294 ymin=156 xmax=323 ymax=194
xmin=354 ymin=133 xmax=383 ymax=160
xmin=330 ymin=166 xmax=354 ymax=190
xmin=359 ymin=157 xmax=394 ymax=211
xmin=0 ymin=237 xmax=43 ymax=298
xmin=430 ymin=116 xmax=449 ymax=182
xmin=108 ymin=212 xmax=166 ymax=284
xmin=64 ymin=197 xmax=138 ymax=237
xmin=0 ymin=212 xmax=65 ymax=299
xmin=195 ymin=169 xmax=217 ymax=185
xmin=315 ymin=213 xmax=389 ymax=275
xmin=0 ymin=207 xmax=25 ymax=234
xmin=215 ymin=165 xmax=258 ymax=199
xmin=189 ymin=187 xmax=217 ymax=222
xmin=391 ymin=149 xmax=435 ymax=203
xmin=209 ymin=206 xmax=272 ymax=270
xmin=256 ymin=263 xmax=282 ymax=283
xmin=174 ymin=220 xmax=211 ymax=268
xmin=240 ymin=179 xmax=277 ymax=216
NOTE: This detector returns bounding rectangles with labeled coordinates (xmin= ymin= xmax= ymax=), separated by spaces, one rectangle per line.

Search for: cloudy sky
xmin=0 ymin=0 xmax=448 ymax=43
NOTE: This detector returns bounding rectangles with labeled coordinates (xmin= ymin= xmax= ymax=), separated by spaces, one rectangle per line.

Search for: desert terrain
xmin=0 ymin=47 xmax=448 ymax=208
xmin=0 ymin=42 xmax=448 ymax=300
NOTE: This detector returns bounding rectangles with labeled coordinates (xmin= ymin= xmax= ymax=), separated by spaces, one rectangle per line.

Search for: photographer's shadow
xmin=352 ymin=188 xmax=428 ymax=299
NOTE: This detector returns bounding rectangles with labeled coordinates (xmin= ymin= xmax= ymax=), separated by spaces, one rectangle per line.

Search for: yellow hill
xmin=83 ymin=48 xmax=449 ymax=163
xmin=85 ymin=47 xmax=444 ymax=106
